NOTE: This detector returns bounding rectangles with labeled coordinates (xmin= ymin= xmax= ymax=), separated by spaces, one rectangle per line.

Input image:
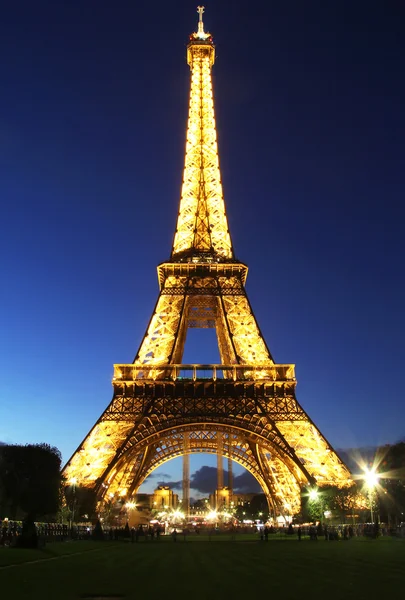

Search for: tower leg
xmin=228 ymin=455 xmax=233 ymax=509
xmin=183 ymin=435 xmax=190 ymax=519
xmin=217 ymin=432 xmax=223 ymax=510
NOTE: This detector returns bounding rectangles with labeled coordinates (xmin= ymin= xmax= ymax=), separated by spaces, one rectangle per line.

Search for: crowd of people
xmin=266 ymin=522 xmax=386 ymax=541
xmin=0 ymin=520 xmax=70 ymax=546
xmin=105 ymin=524 xmax=164 ymax=542
xmin=1 ymin=518 xmax=403 ymax=546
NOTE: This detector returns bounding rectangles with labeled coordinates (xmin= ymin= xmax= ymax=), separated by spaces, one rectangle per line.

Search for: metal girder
xmin=132 ymin=271 xmax=273 ymax=369
xmin=102 ymin=427 xmax=301 ymax=514
xmin=64 ymin=381 xmax=350 ymax=510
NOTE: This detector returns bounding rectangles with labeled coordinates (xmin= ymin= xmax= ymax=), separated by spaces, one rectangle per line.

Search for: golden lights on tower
xmin=173 ymin=6 xmax=232 ymax=259
xmin=63 ymin=8 xmax=352 ymax=516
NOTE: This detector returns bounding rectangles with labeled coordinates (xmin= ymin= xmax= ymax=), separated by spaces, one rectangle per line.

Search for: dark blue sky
xmin=1 ymin=1 xmax=404 ymax=493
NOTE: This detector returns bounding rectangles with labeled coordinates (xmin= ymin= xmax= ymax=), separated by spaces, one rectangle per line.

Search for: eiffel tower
xmin=64 ymin=7 xmax=351 ymax=516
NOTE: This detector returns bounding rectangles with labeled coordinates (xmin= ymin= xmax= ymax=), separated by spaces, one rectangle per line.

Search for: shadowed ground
xmin=1 ymin=536 xmax=404 ymax=599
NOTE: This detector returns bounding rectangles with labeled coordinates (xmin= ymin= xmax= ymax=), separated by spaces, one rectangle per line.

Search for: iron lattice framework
xmin=64 ymin=8 xmax=351 ymax=516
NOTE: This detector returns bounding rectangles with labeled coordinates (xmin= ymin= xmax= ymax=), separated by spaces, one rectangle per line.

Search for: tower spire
xmin=197 ymin=6 xmax=206 ymax=38
xmin=172 ymin=6 xmax=233 ymax=261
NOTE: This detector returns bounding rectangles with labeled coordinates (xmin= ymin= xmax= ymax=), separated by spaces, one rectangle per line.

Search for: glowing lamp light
xmin=207 ymin=510 xmax=218 ymax=521
xmin=364 ymin=468 xmax=379 ymax=489
xmin=172 ymin=510 xmax=184 ymax=520
xmin=309 ymin=488 xmax=319 ymax=501
xmin=125 ymin=501 xmax=136 ymax=510
xmin=70 ymin=477 xmax=78 ymax=485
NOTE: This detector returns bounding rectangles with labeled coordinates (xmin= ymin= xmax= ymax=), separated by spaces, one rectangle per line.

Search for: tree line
xmin=0 ymin=443 xmax=96 ymax=524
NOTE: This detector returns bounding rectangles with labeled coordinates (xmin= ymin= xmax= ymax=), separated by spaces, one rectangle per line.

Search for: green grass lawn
xmin=1 ymin=536 xmax=404 ymax=599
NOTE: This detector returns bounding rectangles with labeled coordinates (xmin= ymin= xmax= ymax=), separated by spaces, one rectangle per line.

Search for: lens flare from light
xmin=172 ymin=510 xmax=184 ymax=520
xmin=364 ymin=468 xmax=379 ymax=488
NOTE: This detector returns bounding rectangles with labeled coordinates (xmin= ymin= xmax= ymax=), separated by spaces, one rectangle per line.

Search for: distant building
xmin=128 ymin=487 xmax=179 ymax=526
xmin=209 ymin=488 xmax=257 ymax=510
xmin=189 ymin=499 xmax=210 ymax=518
xmin=150 ymin=486 xmax=179 ymax=511
xmin=132 ymin=486 xmax=256 ymax=520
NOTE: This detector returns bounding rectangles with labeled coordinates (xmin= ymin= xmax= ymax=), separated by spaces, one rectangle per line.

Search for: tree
xmin=191 ymin=499 xmax=207 ymax=511
xmin=98 ymin=499 xmax=116 ymax=527
xmin=331 ymin=484 xmax=364 ymax=522
xmin=301 ymin=486 xmax=338 ymax=523
xmin=378 ymin=442 xmax=405 ymax=524
xmin=249 ymin=494 xmax=267 ymax=517
xmin=0 ymin=443 xmax=62 ymax=520
xmin=302 ymin=492 xmax=324 ymax=523
xmin=92 ymin=519 xmax=104 ymax=541
xmin=64 ymin=484 xmax=97 ymax=523
xmin=234 ymin=502 xmax=254 ymax=521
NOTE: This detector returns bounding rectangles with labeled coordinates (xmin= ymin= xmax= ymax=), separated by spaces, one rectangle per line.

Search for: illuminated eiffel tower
xmin=64 ymin=8 xmax=351 ymax=516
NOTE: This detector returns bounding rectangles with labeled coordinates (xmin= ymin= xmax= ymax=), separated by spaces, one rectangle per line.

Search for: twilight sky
xmin=1 ymin=1 xmax=404 ymax=496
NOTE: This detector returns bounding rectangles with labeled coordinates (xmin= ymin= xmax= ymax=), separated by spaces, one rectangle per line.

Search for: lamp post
xmin=125 ymin=501 xmax=136 ymax=527
xmin=308 ymin=488 xmax=319 ymax=501
xmin=308 ymin=487 xmax=324 ymax=523
xmin=364 ymin=468 xmax=379 ymax=523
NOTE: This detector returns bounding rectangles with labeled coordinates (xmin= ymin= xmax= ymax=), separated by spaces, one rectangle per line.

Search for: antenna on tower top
xmin=188 ymin=6 xmax=214 ymax=63
xmin=197 ymin=6 xmax=206 ymax=37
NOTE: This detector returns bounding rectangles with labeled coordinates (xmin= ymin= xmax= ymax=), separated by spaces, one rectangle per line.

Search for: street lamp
xmin=125 ymin=501 xmax=136 ymax=525
xmin=308 ymin=488 xmax=319 ymax=501
xmin=172 ymin=510 xmax=184 ymax=523
xmin=308 ymin=487 xmax=326 ymax=523
xmin=364 ymin=468 xmax=379 ymax=523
